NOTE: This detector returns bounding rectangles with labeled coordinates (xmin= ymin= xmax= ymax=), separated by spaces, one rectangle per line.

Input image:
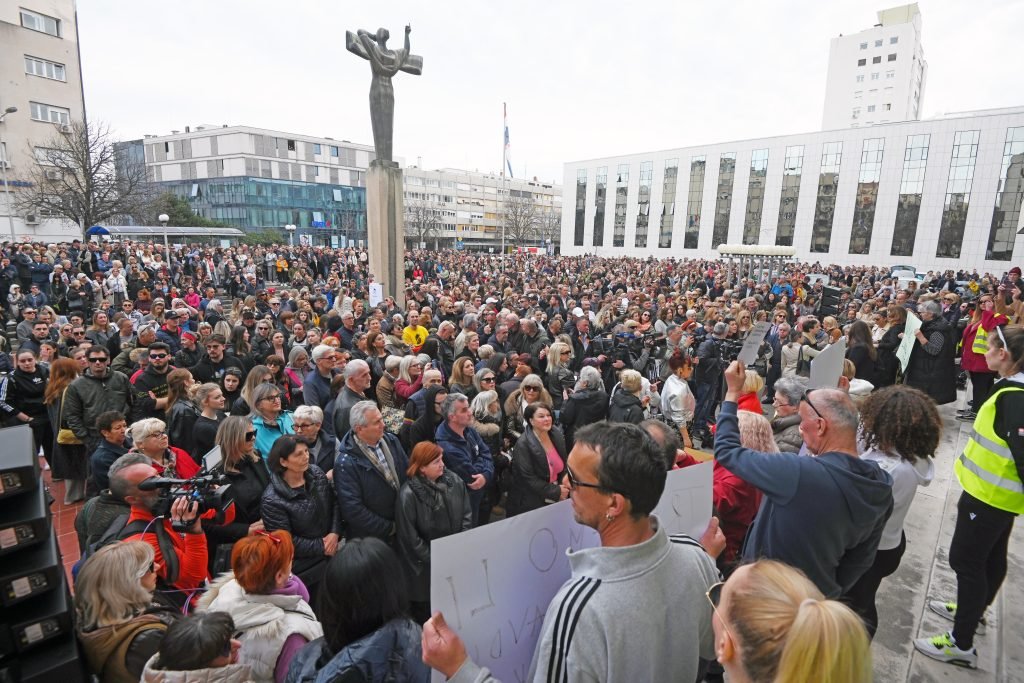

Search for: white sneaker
xmin=913 ymin=631 xmax=978 ymax=669
xmin=927 ymin=600 xmax=986 ymax=635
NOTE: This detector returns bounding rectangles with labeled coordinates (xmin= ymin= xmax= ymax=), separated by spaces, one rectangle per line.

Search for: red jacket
xmin=736 ymin=392 xmax=764 ymax=415
xmin=961 ymin=310 xmax=1008 ymax=373
xmin=124 ymin=508 xmax=209 ymax=598
xmin=713 ymin=461 xmax=762 ymax=565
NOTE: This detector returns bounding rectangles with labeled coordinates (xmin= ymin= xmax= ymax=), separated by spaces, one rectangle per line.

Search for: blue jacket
xmin=252 ymin=411 xmax=295 ymax=459
xmin=334 ymin=430 xmax=408 ymax=542
xmin=434 ymin=421 xmax=495 ymax=486
xmin=285 ymin=618 xmax=429 ymax=683
xmin=714 ymin=401 xmax=893 ymax=598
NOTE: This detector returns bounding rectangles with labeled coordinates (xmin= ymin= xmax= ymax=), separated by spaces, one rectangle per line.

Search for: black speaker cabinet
xmin=0 ymin=484 xmax=50 ymax=557
xmin=0 ymin=571 xmax=73 ymax=657
xmin=0 ymin=426 xmax=39 ymax=501
xmin=0 ymin=531 xmax=61 ymax=607
xmin=0 ymin=630 xmax=88 ymax=683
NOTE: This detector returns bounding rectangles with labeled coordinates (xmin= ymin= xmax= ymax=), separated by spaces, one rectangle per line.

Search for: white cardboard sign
xmin=368 ymin=282 xmax=383 ymax=308
xmin=430 ymin=462 xmax=713 ymax=682
xmin=737 ymin=321 xmax=772 ymax=366
xmin=808 ymin=337 xmax=847 ymax=390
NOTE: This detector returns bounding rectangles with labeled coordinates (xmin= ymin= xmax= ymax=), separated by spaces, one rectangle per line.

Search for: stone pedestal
xmin=366 ymin=161 xmax=405 ymax=308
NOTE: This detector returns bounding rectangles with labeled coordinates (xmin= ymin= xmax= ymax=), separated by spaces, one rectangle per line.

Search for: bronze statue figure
xmin=346 ymin=25 xmax=423 ymax=165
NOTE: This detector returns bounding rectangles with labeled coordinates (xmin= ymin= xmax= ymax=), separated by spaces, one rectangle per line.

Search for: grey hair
xmin=248 ymin=383 xmax=281 ymax=415
xmin=398 ymin=355 xmax=420 ymax=383
xmin=349 ymin=400 xmax=381 ymax=430
xmin=812 ymin=388 xmax=861 ymax=433
xmin=575 ymin=365 xmax=603 ymax=391
xmin=919 ymin=299 xmax=943 ymax=317
xmin=438 ymin=320 xmax=456 ymax=334
xmin=288 ymin=345 xmax=308 ymax=364
xmin=713 ymin=322 xmax=729 ymax=336
xmin=441 ymin=392 xmax=469 ymax=421
xmin=343 ymin=358 xmax=370 ymax=380
xmin=462 ymin=313 xmax=478 ymax=328
xmin=471 ymin=390 xmax=499 ymax=419
xmin=129 ymin=418 xmax=166 ymax=444
xmin=384 ymin=355 xmax=402 ymax=371
xmin=773 ymin=377 xmax=806 ymax=407
xmin=294 ymin=405 xmax=324 ymax=425
xmin=107 ymin=453 xmax=152 ymax=500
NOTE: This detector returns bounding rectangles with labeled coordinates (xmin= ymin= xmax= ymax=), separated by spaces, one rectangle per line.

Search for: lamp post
xmin=285 ymin=223 xmax=296 ymax=248
xmin=0 ymin=106 xmax=18 ymax=244
xmin=158 ymin=213 xmax=169 ymax=260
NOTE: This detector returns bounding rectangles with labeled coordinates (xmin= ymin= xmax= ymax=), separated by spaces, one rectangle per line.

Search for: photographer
xmin=118 ymin=461 xmax=211 ymax=609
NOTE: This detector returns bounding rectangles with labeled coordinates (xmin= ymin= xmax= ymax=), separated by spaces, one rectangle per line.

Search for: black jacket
xmin=0 ymin=366 xmax=48 ymax=423
xmin=400 ymin=385 xmax=446 ymax=452
xmin=130 ymin=366 xmax=173 ymax=423
xmin=608 ymin=390 xmax=645 ymax=425
xmin=189 ymin=355 xmax=245 ymax=384
xmin=906 ymin=317 xmax=957 ymax=405
xmin=166 ymin=399 xmax=200 ymax=460
xmin=395 ymin=472 xmax=472 ymax=601
xmin=90 ymin=440 xmax=129 ymax=491
xmin=260 ymin=465 xmax=343 ymax=562
xmin=206 ymin=455 xmax=271 ymax=548
xmin=334 ymin=430 xmax=408 ymax=543
xmin=506 ymin=427 xmax=567 ymax=516
xmin=332 ymin=386 xmax=370 ymax=439
xmin=559 ymin=386 xmax=608 ymax=449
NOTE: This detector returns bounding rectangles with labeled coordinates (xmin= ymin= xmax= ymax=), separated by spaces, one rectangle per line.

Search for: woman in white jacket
xmin=660 ymin=350 xmax=696 ymax=448
xmin=103 ymin=262 xmax=129 ymax=307
xmin=846 ymin=385 xmax=938 ymax=639
xmin=198 ymin=530 xmax=322 ymax=683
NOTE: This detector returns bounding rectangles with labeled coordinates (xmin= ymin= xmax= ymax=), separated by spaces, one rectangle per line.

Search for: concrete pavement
xmin=872 ymin=397 xmax=1024 ymax=682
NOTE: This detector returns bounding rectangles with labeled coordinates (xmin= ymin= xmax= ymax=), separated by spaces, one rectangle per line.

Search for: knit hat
xmin=181 ymin=332 xmax=196 ymax=343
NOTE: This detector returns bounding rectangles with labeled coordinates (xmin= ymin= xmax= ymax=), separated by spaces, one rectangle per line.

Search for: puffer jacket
xmin=260 ymin=465 xmax=343 ymax=564
xmin=333 ymin=430 xmax=408 ymax=543
xmin=608 ymin=390 xmax=644 ymax=425
xmin=64 ymin=369 xmax=133 ymax=444
xmin=559 ymin=386 xmax=608 ymax=449
xmin=284 ymin=619 xmax=429 ymax=683
xmin=395 ymin=472 xmax=472 ymax=601
xmin=141 ymin=655 xmax=253 ymax=683
xmin=771 ymin=413 xmax=804 ymax=453
xmin=79 ymin=607 xmax=180 ymax=683
xmin=434 ymin=421 xmax=495 ymax=487
xmin=167 ymin=399 xmax=201 ymax=460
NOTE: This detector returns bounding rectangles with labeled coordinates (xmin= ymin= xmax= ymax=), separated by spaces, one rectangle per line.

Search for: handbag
xmin=56 ymin=389 xmax=83 ymax=445
xmin=795 ymin=346 xmax=812 ymax=378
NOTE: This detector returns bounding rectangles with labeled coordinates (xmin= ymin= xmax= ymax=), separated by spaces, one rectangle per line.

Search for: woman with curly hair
xmin=846 ymin=385 xmax=938 ymax=639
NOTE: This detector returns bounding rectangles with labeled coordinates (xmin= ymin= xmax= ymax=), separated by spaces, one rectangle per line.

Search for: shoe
xmin=927 ymin=600 xmax=986 ymax=635
xmin=913 ymin=632 xmax=977 ymax=668
xmin=956 ymin=412 xmax=977 ymax=422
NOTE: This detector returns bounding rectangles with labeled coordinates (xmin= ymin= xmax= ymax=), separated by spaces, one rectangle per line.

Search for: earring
xmin=605 ymin=513 xmax=614 ymax=522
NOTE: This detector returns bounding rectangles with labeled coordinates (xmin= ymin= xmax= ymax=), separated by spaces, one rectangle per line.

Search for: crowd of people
xmin=2 ymin=236 xmax=1021 ymax=681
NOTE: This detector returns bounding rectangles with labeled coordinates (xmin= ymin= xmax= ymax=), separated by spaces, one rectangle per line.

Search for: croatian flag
xmin=504 ymin=103 xmax=513 ymax=178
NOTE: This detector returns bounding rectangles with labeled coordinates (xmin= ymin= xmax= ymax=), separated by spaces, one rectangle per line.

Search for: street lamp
xmin=158 ymin=213 xmax=169 ymax=259
xmin=0 ymin=106 xmax=18 ymax=243
xmin=285 ymin=223 xmax=296 ymax=248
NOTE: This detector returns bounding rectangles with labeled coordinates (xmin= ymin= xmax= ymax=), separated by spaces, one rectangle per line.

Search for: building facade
xmin=0 ymin=1 xmax=87 ymax=241
xmin=821 ymin=3 xmax=927 ymax=131
xmin=134 ymin=125 xmax=373 ymax=246
xmin=403 ymin=167 xmax=562 ymax=252
xmin=561 ymin=107 xmax=1024 ymax=274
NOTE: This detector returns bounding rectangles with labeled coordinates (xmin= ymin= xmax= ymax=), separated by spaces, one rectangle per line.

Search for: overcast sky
xmin=78 ymin=0 xmax=1022 ymax=184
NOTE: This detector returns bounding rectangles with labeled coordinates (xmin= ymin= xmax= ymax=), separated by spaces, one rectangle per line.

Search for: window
xmin=856 ymin=74 xmax=865 ymax=83
xmin=658 ymin=159 xmax=678 ymax=248
xmin=886 ymin=70 xmax=895 ymax=79
xmin=24 ymin=56 xmax=66 ymax=81
xmin=574 ymin=169 xmax=587 ymax=246
xmin=593 ymin=167 xmax=607 ymax=247
xmin=872 ymin=56 xmax=881 ymax=64
xmin=776 ymin=146 xmax=804 ymax=246
xmin=984 ymin=127 xmax=1024 ymax=261
xmin=613 ymin=164 xmax=630 ymax=247
xmin=685 ymin=157 xmax=706 ymax=249
xmin=871 ymin=72 xmax=879 ymax=80
xmin=891 ymin=134 xmax=930 ymax=256
xmin=849 ymin=138 xmax=885 ymax=254
xmin=888 ymin=53 xmax=897 ymax=62
xmin=936 ymin=130 xmax=981 ymax=259
xmin=20 ymin=9 xmax=60 ymax=36
xmin=852 ymin=108 xmax=861 ymax=120
xmin=885 ymin=103 xmax=892 ymax=111
xmin=867 ymin=105 xmax=876 ymax=112
xmin=286 ymin=139 xmax=296 ymax=152
xmin=313 ymin=143 xmax=321 ymax=155
xmin=811 ymin=142 xmax=843 ymax=253
xmin=635 ymin=161 xmax=653 ymax=248
xmin=890 ymin=36 xmax=899 ymax=44
xmin=859 ymin=42 xmax=868 ymax=50
xmin=330 ymin=146 xmax=339 ymax=157
xmin=743 ymin=149 xmax=769 ymax=245
xmin=29 ymin=101 xmax=70 ymax=124
xmin=857 ymin=58 xmax=866 ymax=66
xmin=711 ymin=153 xmax=736 ymax=248
xmin=854 ymin=91 xmax=863 ymax=99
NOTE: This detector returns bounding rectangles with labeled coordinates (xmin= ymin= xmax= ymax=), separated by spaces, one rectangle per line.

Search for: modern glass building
xmin=562 ymin=106 xmax=1024 ymax=273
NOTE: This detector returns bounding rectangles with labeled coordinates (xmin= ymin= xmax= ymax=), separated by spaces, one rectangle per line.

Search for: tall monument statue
xmin=346 ymin=26 xmax=423 ymax=165
xmin=346 ymin=25 xmax=423 ymax=306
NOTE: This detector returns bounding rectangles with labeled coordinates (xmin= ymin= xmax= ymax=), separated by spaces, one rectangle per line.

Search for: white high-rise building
xmin=821 ymin=4 xmax=927 ymax=131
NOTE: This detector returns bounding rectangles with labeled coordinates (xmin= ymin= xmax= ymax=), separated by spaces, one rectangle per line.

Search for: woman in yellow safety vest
xmin=914 ymin=325 xmax=1024 ymax=669
xmin=957 ymin=295 xmax=1008 ymax=422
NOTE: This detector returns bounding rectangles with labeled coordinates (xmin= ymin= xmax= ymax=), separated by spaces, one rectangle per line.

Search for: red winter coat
xmin=713 ymin=461 xmax=762 ymax=565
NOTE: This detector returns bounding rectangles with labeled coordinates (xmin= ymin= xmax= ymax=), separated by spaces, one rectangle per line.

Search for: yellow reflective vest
xmin=955 ymin=384 xmax=1024 ymax=514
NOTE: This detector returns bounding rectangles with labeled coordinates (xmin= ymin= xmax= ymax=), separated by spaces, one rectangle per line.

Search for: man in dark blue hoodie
xmin=714 ymin=361 xmax=893 ymax=598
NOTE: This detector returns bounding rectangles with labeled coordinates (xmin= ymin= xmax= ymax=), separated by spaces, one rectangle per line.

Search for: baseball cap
xmin=571 ymin=307 xmax=584 ymax=318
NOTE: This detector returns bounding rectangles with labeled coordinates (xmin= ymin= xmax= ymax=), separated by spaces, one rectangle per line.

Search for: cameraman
xmin=691 ymin=322 xmax=729 ymax=444
xmin=119 ymin=461 xmax=210 ymax=608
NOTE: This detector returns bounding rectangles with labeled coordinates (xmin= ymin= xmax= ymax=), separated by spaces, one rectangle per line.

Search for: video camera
xmin=137 ymin=448 xmax=232 ymax=532
xmin=716 ymin=337 xmax=745 ymax=364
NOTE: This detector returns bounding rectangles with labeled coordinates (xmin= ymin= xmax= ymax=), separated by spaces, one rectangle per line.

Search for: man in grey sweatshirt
xmin=423 ymin=421 xmax=720 ymax=683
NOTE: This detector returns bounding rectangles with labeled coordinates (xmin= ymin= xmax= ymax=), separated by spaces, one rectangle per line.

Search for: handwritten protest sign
xmin=737 ymin=321 xmax=771 ymax=366
xmin=430 ymin=462 xmax=712 ymax=682
xmin=808 ymin=337 xmax=847 ymax=390
xmin=896 ymin=311 xmax=921 ymax=372
xmin=368 ymin=282 xmax=383 ymax=308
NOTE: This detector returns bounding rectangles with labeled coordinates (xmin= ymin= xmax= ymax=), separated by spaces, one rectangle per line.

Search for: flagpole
xmin=501 ymin=102 xmax=507 ymax=270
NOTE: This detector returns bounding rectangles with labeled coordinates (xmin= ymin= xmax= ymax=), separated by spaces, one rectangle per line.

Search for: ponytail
xmin=773 ymin=598 xmax=871 ymax=683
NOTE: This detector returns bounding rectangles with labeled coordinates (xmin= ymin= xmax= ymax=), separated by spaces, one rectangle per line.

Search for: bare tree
xmin=502 ymin=192 xmax=538 ymax=243
xmin=404 ymin=198 xmax=442 ymax=249
xmin=536 ymin=208 xmax=561 ymax=246
xmin=15 ymin=120 xmax=152 ymax=237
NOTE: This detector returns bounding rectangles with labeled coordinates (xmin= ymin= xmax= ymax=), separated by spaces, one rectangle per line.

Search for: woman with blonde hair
xmin=449 ymin=356 xmax=476 ymax=396
xmin=736 ymin=370 xmax=765 ymax=414
xmin=232 ymin=364 xmax=274 ymax=416
xmin=822 ymin=315 xmax=843 ymax=345
xmin=709 ymin=559 xmax=871 ymax=683
xmin=502 ymin=374 xmax=553 ymax=446
xmin=608 ymin=369 xmax=646 ymax=425
xmin=544 ymin=341 xmax=576 ymax=412
xmin=76 ymin=540 xmax=181 ymax=683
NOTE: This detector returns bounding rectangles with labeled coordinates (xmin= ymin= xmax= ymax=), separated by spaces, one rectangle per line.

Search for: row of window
xmin=24 ymin=55 xmax=66 ymax=81
xmin=572 ymin=128 xmax=1024 ymax=262
xmin=857 ymin=54 xmax=898 ymax=66
xmin=860 ymin=37 xmax=899 ymax=49
xmin=29 ymin=101 xmax=70 ymax=125
xmin=855 ymin=70 xmax=896 ymax=82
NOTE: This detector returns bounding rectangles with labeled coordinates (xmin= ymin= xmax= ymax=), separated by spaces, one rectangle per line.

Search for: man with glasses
xmin=130 ymin=342 xmax=175 ymax=422
xmin=64 ymin=346 xmax=133 ymax=453
xmin=423 ymin=421 xmax=718 ymax=682
xmin=122 ymin=300 xmax=143 ymax=330
xmin=714 ymin=360 xmax=893 ymax=599
xmin=332 ymin=359 xmax=373 ymax=439
xmin=303 ymin=345 xmax=338 ymax=410
xmin=16 ymin=307 xmax=37 ymax=344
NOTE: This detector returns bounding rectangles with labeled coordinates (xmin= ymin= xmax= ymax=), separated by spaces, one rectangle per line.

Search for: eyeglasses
xmin=245 ymin=430 xmax=257 ymax=441
xmin=262 ymin=395 xmax=282 ymax=402
xmin=149 ymin=353 xmax=168 ymax=360
xmin=481 ymin=376 xmax=496 ymax=383
xmin=73 ymin=331 xmax=86 ymax=336
xmin=705 ymin=581 xmax=735 ymax=640
xmin=88 ymin=357 xmax=108 ymax=363
xmin=147 ymin=561 xmax=156 ymax=574
xmin=801 ymin=389 xmax=825 ymax=421
xmin=523 ymin=386 xmax=540 ymax=393
xmin=149 ymin=431 xmax=167 ymax=439
xmin=565 ymin=466 xmax=628 ymax=496
xmin=293 ymin=422 xmax=314 ymax=429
